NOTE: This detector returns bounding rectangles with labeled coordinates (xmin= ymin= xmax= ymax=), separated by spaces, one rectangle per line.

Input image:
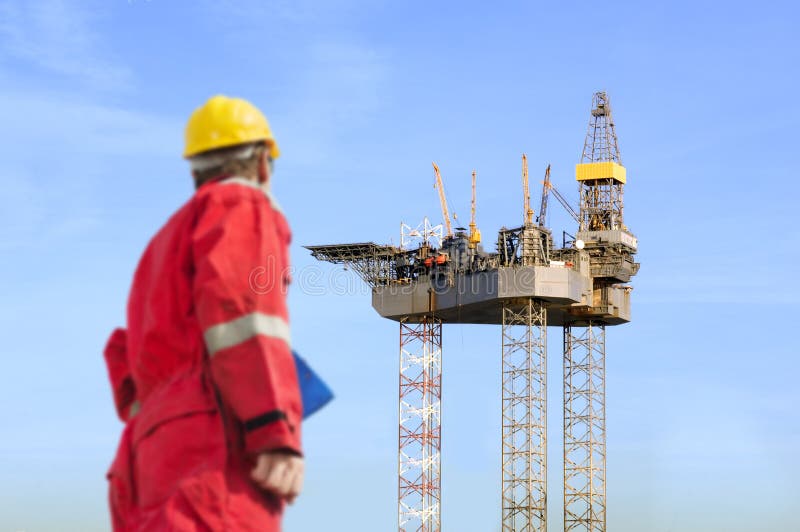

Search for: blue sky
xmin=0 ymin=1 xmax=798 ymax=530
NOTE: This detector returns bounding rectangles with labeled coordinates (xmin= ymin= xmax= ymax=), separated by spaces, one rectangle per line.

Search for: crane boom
xmin=469 ymin=170 xmax=481 ymax=248
xmin=538 ymin=164 xmax=551 ymax=227
xmin=547 ymin=180 xmax=580 ymax=224
xmin=432 ymin=162 xmax=453 ymax=238
xmin=522 ymin=154 xmax=534 ymax=225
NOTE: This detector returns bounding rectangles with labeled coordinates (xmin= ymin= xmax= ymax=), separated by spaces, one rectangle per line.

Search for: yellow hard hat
xmin=183 ymin=95 xmax=280 ymax=159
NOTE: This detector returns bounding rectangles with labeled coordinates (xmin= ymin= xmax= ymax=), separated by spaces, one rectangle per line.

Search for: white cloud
xmin=203 ymin=0 xmax=366 ymax=26
xmin=636 ymin=251 xmax=799 ymax=305
xmin=0 ymin=90 xmax=182 ymax=251
xmin=0 ymin=0 xmax=184 ymax=251
xmin=0 ymin=0 xmax=132 ymax=90
xmin=274 ymin=41 xmax=388 ymax=167
xmin=0 ymin=172 xmax=47 ymax=251
xmin=195 ymin=1 xmax=389 ymax=168
xmin=297 ymin=41 xmax=386 ymax=123
xmin=0 ymin=89 xmax=180 ymax=157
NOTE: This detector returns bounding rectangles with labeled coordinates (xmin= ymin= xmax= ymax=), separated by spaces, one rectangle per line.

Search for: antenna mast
xmin=469 ymin=170 xmax=481 ymax=248
xmin=522 ymin=154 xmax=534 ymax=226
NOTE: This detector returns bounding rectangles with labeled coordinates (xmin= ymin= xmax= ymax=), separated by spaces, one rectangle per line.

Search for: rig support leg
xmin=501 ymin=299 xmax=547 ymax=532
xmin=563 ymin=322 xmax=606 ymax=532
xmin=398 ymin=316 xmax=442 ymax=532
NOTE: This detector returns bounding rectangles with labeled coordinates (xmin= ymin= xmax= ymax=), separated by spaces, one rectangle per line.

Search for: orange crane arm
xmin=432 ymin=162 xmax=453 ymax=238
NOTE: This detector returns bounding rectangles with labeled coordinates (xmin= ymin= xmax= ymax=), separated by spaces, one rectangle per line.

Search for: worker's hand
xmin=250 ymin=451 xmax=304 ymax=504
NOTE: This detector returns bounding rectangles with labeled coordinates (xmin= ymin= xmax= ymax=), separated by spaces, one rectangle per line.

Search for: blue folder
xmin=293 ymin=351 xmax=334 ymax=419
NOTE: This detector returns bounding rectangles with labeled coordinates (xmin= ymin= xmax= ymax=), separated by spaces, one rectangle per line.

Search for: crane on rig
xmin=432 ymin=162 xmax=453 ymax=238
xmin=522 ymin=154 xmax=534 ymax=226
xmin=541 ymin=168 xmax=580 ymax=224
xmin=468 ymin=170 xmax=481 ymax=248
xmin=538 ymin=164 xmax=551 ymax=227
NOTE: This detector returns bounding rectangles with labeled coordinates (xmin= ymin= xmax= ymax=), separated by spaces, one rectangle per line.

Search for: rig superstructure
xmin=307 ymin=91 xmax=639 ymax=532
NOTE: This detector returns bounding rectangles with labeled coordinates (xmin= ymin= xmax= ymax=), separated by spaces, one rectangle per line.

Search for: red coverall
xmin=104 ymin=176 xmax=302 ymax=531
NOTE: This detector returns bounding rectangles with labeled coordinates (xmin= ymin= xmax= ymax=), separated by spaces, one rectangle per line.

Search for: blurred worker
xmin=104 ymin=95 xmax=303 ymax=531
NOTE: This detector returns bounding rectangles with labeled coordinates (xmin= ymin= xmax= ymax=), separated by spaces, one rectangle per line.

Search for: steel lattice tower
xmin=398 ymin=317 xmax=443 ymax=532
xmin=564 ymin=91 xmax=629 ymax=532
xmin=563 ymin=323 xmax=606 ymax=531
xmin=502 ymin=299 xmax=547 ymax=531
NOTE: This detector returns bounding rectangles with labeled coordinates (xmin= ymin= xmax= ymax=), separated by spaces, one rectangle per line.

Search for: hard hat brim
xmin=183 ymin=138 xmax=280 ymax=160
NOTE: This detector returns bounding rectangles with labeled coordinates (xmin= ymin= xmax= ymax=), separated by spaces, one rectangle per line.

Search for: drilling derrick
xmin=305 ymin=91 xmax=638 ymax=532
xmin=578 ymin=91 xmax=623 ymax=233
xmin=562 ymin=91 xmax=639 ymax=532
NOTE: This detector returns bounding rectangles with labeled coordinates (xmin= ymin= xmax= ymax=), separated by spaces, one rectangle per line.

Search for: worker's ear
xmin=258 ymin=149 xmax=271 ymax=185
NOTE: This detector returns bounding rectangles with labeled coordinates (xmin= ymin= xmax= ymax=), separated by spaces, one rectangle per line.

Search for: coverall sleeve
xmin=103 ymin=328 xmax=137 ymax=422
xmin=191 ymin=188 xmax=302 ymax=457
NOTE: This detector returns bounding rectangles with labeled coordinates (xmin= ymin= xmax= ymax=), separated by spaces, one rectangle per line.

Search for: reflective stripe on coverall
xmin=104 ymin=176 xmax=302 ymax=531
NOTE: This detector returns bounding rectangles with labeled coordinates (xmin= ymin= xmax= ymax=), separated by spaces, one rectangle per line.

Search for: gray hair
xmin=188 ymin=142 xmax=261 ymax=171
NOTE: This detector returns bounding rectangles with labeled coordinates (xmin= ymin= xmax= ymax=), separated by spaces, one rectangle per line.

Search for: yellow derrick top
xmin=575 ymin=161 xmax=626 ymax=184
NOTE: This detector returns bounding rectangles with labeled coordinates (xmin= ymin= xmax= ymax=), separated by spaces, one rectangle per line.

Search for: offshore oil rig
xmin=307 ymin=91 xmax=639 ymax=532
